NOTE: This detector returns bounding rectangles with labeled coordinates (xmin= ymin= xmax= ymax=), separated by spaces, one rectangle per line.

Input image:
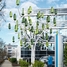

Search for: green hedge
xmin=32 ymin=60 xmax=44 ymax=67
xmin=19 ymin=59 xmax=29 ymax=67
xmin=9 ymin=58 xmax=17 ymax=64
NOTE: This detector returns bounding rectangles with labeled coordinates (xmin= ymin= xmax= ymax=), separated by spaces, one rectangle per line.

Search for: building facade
xmin=4 ymin=44 xmax=17 ymax=58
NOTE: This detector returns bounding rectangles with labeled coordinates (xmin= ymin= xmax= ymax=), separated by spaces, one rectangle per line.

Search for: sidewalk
xmin=1 ymin=60 xmax=47 ymax=67
xmin=1 ymin=60 xmax=12 ymax=67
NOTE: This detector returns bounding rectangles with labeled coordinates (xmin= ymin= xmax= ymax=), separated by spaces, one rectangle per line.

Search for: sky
xmin=0 ymin=0 xmax=67 ymax=45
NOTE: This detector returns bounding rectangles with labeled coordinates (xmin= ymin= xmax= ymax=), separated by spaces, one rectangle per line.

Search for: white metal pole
xmin=31 ymin=45 xmax=35 ymax=64
xmin=55 ymin=34 xmax=63 ymax=67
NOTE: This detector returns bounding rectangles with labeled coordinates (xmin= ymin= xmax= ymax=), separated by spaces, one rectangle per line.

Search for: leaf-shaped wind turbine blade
xmin=50 ymin=28 xmax=52 ymax=34
xmin=54 ymin=9 xmax=57 ymax=15
xmin=53 ymin=17 xmax=56 ymax=26
xmin=46 ymin=16 xmax=50 ymax=22
xmin=9 ymin=11 xmax=12 ymax=18
xmin=36 ymin=11 xmax=41 ymax=19
xmin=8 ymin=23 xmax=11 ymax=29
xmin=25 ymin=18 xmax=28 ymax=26
xmin=46 ymin=23 xmax=49 ymax=29
xmin=46 ymin=41 xmax=49 ymax=47
xmin=21 ymin=31 xmax=23 ymax=35
xmin=36 ymin=21 xmax=39 ymax=26
xmin=22 ymin=17 xmax=25 ymax=23
xmin=20 ymin=39 xmax=22 ymax=46
xmin=14 ymin=25 xmax=18 ymax=32
xmin=42 ymin=23 xmax=45 ymax=30
xmin=45 ymin=33 xmax=48 ymax=40
xmin=16 ymin=0 xmax=20 ymax=6
xmin=29 ymin=19 xmax=32 ymax=25
xmin=28 ymin=6 xmax=32 ymax=14
xmin=50 ymin=7 xmax=54 ymax=13
xmin=41 ymin=13 xmax=44 ymax=18
xmin=13 ymin=14 xmax=16 ymax=21
xmin=30 ymin=26 xmax=34 ymax=32
xmin=22 ymin=8 xmax=24 ymax=15
xmin=12 ymin=36 xmax=15 ymax=42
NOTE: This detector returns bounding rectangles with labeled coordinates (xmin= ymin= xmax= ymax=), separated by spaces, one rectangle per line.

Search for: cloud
xmin=6 ymin=0 xmax=16 ymax=8
xmin=20 ymin=0 xmax=44 ymax=4
xmin=8 ymin=32 xmax=16 ymax=35
xmin=20 ymin=1 xmax=38 ymax=10
xmin=56 ymin=3 xmax=67 ymax=8
xmin=47 ymin=0 xmax=59 ymax=4
xmin=3 ymin=21 xmax=15 ymax=29
xmin=5 ymin=0 xmax=44 ymax=9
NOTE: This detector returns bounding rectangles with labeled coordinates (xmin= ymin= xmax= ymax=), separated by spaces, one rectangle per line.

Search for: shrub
xmin=32 ymin=60 xmax=44 ymax=67
xmin=64 ymin=44 xmax=67 ymax=66
xmin=9 ymin=58 xmax=17 ymax=64
xmin=19 ymin=59 xmax=29 ymax=67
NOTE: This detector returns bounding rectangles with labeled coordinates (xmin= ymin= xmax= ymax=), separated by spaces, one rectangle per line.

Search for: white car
xmin=39 ymin=56 xmax=48 ymax=63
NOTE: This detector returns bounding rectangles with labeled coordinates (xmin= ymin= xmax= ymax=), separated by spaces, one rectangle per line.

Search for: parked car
xmin=39 ymin=56 xmax=55 ymax=67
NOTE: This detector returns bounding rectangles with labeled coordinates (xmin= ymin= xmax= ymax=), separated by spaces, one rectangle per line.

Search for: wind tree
xmin=8 ymin=0 xmax=57 ymax=64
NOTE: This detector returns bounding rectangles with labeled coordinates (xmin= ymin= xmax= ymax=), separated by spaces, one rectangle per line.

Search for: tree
xmin=0 ymin=38 xmax=6 ymax=65
xmin=8 ymin=0 xmax=57 ymax=64
xmin=64 ymin=43 xmax=67 ymax=66
xmin=0 ymin=38 xmax=5 ymax=48
xmin=0 ymin=0 xmax=6 ymax=29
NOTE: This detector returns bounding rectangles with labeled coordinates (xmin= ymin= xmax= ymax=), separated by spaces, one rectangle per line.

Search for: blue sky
xmin=0 ymin=0 xmax=67 ymax=45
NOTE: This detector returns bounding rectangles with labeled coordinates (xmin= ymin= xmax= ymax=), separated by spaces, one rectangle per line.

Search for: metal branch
xmin=0 ymin=2 xmax=5 ymax=11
